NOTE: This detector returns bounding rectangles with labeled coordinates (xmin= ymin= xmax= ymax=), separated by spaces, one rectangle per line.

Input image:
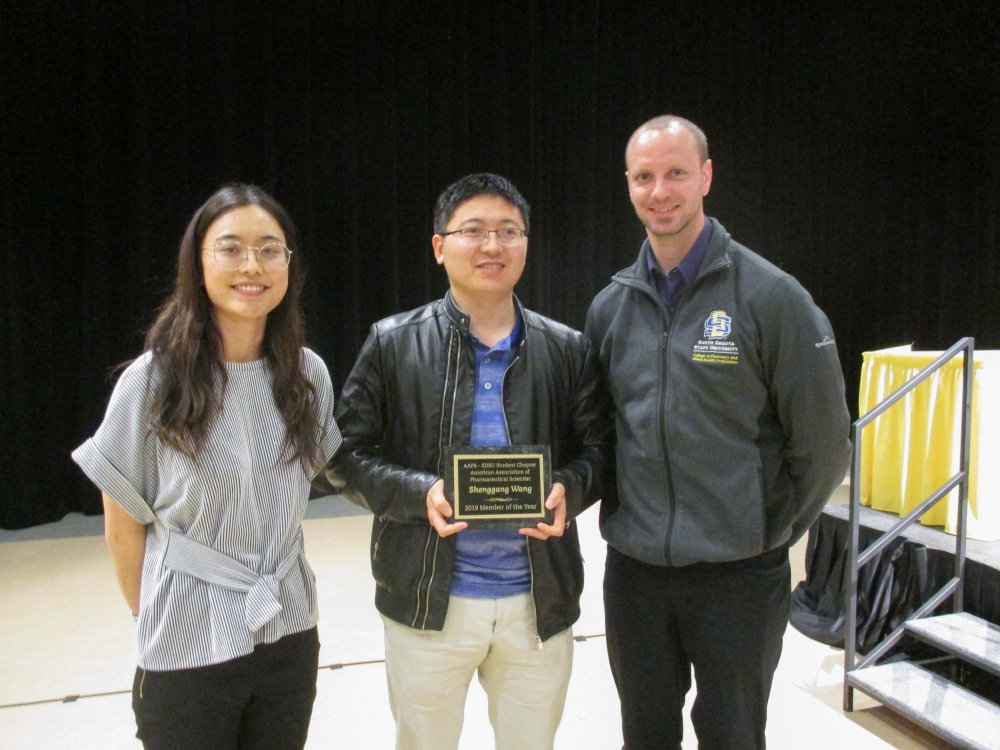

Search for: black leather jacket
xmin=328 ymin=292 xmax=611 ymax=641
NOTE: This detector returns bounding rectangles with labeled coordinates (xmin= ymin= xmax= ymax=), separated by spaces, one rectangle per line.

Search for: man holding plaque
xmin=328 ymin=173 xmax=609 ymax=750
xmin=586 ymin=116 xmax=852 ymax=748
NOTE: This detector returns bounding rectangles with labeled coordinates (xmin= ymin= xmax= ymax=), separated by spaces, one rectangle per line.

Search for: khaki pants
xmin=382 ymin=593 xmax=573 ymax=750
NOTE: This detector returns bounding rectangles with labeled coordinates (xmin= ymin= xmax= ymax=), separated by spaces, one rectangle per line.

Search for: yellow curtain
xmin=858 ymin=346 xmax=1000 ymax=541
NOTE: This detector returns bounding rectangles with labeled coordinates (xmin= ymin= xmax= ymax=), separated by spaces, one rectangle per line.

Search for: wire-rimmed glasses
xmin=206 ymin=240 xmax=293 ymax=271
xmin=438 ymin=227 xmax=528 ymax=246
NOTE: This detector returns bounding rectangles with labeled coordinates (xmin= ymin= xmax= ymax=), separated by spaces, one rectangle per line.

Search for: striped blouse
xmin=72 ymin=348 xmax=342 ymax=671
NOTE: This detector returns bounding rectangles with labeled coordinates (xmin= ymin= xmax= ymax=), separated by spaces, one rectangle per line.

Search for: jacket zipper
xmin=419 ymin=533 xmax=439 ymax=629
xmin=415 ymin=326 xmax=462 ymax=628
xmin=372 ymin=519 xmax=389 ymax=562
xmin=615 ymin=254 xmax=732 ymax=566
xmin=658 ymin=327 xmax=676 ymax=565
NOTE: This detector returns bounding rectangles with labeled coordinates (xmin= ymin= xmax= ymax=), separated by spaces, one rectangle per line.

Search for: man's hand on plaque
xmin=426 ymin=478 xmax=469 ymax=537
xmin=519 ymin=481 xmax=566 ymax=540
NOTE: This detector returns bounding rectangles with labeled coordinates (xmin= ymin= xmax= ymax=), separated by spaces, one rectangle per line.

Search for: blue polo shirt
xmin=451 ymin=311 xmax=532 ymax=598
xmin=647 ymin=218 xmax=713 ymax=311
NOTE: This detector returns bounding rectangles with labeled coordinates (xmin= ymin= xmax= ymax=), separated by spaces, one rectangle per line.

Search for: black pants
xmin=604 ymin=546 xmax=790 ymax=750
xmin=132 ymin=627 xmax=320 ymax=750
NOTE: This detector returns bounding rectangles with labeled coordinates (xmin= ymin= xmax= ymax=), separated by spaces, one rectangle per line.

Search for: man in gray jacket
xmin=585 ymin=115 xmax=852 ymax=749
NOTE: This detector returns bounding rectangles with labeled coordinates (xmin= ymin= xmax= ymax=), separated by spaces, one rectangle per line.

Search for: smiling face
xmin=431 ymin=194 xmax=528 ymax=309
xmin=200 ymin=204 xmax=289 ymax=340
xmin=625 ymin=123 xmax=713 ymax=254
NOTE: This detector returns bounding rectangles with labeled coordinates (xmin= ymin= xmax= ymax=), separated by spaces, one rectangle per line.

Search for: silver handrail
xmin=843 ymin=337 xmax=974 ymax=711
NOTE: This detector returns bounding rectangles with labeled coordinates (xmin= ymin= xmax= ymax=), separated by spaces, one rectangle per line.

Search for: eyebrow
xmin=455 ymin=217 xmax=521 ymax=226
xmin=212 ymin=232 xmax=285 ymax=242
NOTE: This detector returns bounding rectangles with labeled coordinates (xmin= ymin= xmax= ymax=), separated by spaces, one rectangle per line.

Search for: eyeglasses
xmin=206 ymin=240 xmax=293 ymax=271
xmin=439 ymin=227 xmax=528 ymax=246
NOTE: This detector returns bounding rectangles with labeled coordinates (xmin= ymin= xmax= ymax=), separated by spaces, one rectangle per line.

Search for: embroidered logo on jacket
xmin=703 ymin=310 xmax=732 ymax=339
xmin=692 ymin=310 xmax=740 ymax=364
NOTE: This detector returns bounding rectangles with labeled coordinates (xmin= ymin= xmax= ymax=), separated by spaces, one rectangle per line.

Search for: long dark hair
xmin=144 ymin=183 xmax=321 ymax=469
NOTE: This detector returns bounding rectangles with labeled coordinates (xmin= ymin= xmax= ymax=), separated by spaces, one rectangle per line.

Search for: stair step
xmin=848 ymin=661 xmax=1000 ymax=750
xmin=905 ymin=612 xmax=1000 ymax=677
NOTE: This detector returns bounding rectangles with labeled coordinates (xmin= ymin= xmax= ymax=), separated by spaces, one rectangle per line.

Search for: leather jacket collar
xmin=442 ymin=290 xmax=528 ymax=347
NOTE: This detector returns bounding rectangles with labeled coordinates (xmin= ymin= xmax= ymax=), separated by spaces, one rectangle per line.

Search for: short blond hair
xmin=626 ymin=115 xmax=709 ymax=165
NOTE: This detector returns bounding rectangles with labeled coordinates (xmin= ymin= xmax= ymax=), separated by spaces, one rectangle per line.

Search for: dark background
xmin=2 ymin=1 xmax=997 ymax=528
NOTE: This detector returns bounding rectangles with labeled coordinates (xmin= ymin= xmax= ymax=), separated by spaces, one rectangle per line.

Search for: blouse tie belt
xmin=163 ymin=530 xmax=302 ymax=633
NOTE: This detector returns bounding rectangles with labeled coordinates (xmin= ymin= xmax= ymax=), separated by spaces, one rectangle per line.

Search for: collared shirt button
xmin=484 ymin=382 xmax=493 ymax=390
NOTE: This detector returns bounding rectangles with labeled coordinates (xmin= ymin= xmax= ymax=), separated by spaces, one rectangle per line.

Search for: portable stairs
xmin=843 ymin=337 xmax=1000 ymax=748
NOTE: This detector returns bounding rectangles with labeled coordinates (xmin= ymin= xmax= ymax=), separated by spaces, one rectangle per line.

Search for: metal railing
xmin=843 ymin=337 xmax=975 ymax=711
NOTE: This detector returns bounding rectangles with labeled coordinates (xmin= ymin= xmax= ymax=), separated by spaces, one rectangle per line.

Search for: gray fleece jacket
xmin=585 ymin=218 xmax=852 ymax=567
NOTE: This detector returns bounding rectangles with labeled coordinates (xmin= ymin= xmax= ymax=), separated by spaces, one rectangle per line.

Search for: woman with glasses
xmin=72 ymin=183 xmax=341 ymax=749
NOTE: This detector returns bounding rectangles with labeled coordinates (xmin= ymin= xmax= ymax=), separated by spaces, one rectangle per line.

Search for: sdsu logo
xmin=693 ymin=310 xmax=739 ymax=364
xmin=703 ymin=310 xmax=732 ymax=340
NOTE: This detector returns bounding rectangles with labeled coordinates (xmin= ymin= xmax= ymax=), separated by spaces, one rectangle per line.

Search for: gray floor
xmin=0 ymin=488 xmax=953 ymax=748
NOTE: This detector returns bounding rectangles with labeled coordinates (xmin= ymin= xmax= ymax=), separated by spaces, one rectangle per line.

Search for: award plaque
xmin=443 ymin=445 xmax=551 ymax=527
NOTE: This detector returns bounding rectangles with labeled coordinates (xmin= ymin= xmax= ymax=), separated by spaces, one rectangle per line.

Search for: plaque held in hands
xmin=443 ymin=445 xmax=551 ymax=528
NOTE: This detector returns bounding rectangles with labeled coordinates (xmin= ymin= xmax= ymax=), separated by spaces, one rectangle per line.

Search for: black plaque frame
xmin=443 ymin=445 xmax=552 ymax=528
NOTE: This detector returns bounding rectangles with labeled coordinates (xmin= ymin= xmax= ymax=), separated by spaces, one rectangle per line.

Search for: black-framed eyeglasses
xmin=439 ymin=227 xmax=528 ymax=246
xmin=205 ymin=240 xmax=293 ymax=271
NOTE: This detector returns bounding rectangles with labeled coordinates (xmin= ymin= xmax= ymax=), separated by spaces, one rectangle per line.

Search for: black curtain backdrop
xmin=2 ymin=2 xmax=997 ymax=528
